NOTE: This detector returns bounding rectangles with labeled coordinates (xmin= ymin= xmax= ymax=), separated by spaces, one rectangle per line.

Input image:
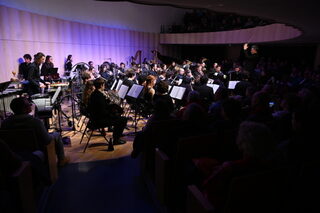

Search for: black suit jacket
xmin=27 ymin=62 xmax=45 ymax=94
xmin=41 ymin=62 xmax=53 ymax=76
xmin=18 ymin=62 xmax=30 ymax=79
xmin=87 ymin=90 xmax=111 ymax=122
xmin=243 ymin=50 xmax=259 ymax=72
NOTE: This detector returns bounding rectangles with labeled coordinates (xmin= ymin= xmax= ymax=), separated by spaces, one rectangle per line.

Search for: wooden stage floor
xmin=49 ymin=100 xmax=146 ymax=164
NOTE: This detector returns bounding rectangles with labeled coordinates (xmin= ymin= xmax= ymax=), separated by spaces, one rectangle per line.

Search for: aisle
xmin=44 ymin=156 xmax=157 ymax=213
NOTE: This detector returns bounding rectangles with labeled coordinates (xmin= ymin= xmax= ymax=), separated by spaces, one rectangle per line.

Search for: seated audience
xmin=196 ymin=121 xmax=277 ymax=212
xmin=0 ymin=139 xmax=22 ymax=176
xmin=1 ymin=97 xmax=69 ymax=167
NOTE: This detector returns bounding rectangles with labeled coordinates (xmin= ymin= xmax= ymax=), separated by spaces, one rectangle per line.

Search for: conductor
xmin=243 ymin=43 xmax=260 ymax=80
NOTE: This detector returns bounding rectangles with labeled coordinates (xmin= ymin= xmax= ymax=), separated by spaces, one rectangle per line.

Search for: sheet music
xmin=170 ymin=86 xmax=186 ymax=100
xmin=127 ymin=84 xmax=144 ymax=98
xmin=118 ymin=85 xmax=129 ymax=99
xmin=51 ymin=86 xmax=61 ymax=104
xmin=207 ymin=83 xmax=220 ymax=94
xmin=110 ymin=79 xmax=117 ymax=90
xmin=115 ymin=79 xmax=123 ymax=91
xmin=208 ymin=78 xmax=214 ymax=84
xmin=228 ymin=81 xmax=240 ymax=89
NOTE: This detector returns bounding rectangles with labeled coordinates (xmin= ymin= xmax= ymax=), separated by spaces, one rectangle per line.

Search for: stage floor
xmin=48 ymin=99 xmax=147 ymax=164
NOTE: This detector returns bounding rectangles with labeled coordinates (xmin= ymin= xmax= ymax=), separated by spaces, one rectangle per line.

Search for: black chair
xmin=76 ymin=101 xmax=89 ymax=132
xmin=79 ymin=116 xmax=112 ymax=153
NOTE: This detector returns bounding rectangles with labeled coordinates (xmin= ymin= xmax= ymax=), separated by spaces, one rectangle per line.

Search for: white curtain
xmin=0 ymin=5 xmax=178 ymax=82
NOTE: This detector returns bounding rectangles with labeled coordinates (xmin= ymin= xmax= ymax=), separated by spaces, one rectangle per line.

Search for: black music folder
xmin=48 ymin=68 xmax=58 ymax=75
xmin=0 ymin=81 xmax=11 ymax=93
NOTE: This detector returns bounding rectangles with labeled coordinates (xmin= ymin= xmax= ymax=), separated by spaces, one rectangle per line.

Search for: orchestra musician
xmin=18 ymin=54 xmax=32 ymax=80
xmin=228 ymin=65 xmax=247 ymax=81
xmin=64 ymin=54 xmax=73 ymax=76
xmin=87 ymin=78 xmax=127 ymax=145
xmin=41 ymin=55 xmax=54 ymax=81
xmin=26 ymin=52 xmax=50 ymax=95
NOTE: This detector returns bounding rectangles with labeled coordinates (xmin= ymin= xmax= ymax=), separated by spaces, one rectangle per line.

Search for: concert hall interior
xmin=0 ymin=0 xmax=319 ymax=212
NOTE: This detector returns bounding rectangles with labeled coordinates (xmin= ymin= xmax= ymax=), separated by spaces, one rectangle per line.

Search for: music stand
xmin=206 ymin=83 xmax=220 ymax=94
xmin=118 ymin=85 xmax=129 ymax=100
xmin=126 ymin=84 xmax=144 ymax=134
xmin=0 ymin=81 xmax=12 ymax=118
xmin=169 ymin=86 xmax=186 ymax=100
xmin=228 ymin=81 xmax=240 ymax=90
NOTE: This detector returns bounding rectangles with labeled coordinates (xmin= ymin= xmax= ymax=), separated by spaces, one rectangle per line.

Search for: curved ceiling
xmin=1 ymin=0 xmax=318 ymax=42
xmin=98 ymin=0 xmax=319 ymax=43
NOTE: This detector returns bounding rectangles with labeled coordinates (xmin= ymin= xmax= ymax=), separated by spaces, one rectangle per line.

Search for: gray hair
xmin=237 ymin=121 xmax=275 ymax=159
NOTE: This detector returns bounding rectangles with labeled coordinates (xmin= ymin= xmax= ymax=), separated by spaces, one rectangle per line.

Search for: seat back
xmin=0 ymin=129 xmax=40 ymax=152
xmin=176 ymin=133 xmax=219 ymax=161
xmin=224 ymin=168 xmax=291 ymax=213
xmin=187 ymin=185 xmax=214 ymax=213
xmin=0 ymin=129 xmax=58 ymax=183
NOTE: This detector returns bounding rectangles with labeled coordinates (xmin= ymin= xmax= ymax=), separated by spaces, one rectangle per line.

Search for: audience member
xmin=1 ymin=97 xmax=69 ymax=167
xmin=198 ymin=121 xmax=277 ymax=212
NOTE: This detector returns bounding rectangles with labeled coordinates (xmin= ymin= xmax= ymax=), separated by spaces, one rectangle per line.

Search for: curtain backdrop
xmin=0 ymin=5 xmax=179 ymax=82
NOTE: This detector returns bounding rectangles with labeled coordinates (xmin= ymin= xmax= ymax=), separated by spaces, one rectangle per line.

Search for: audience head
xmin=182 ymin=102 xmax=206 ymax=121
xmin=153 ymin=97 xmax=173 ymax=116
xmin=187 ymin=90 xmax=201 ymax=103
xmin=221 ymin=98 xmax=241 ymax=121
xmin=214 ymin=86 xmax=228 ymax=101
xmin=237 ymin=121 xmax=275 ymax=160
xmin=280 ymin=93 xmax=300 ymax=112
xmin=251 ymin=91 xmax=270 ymax=112
xmin=10 ymin=97 xmax=32 ymax=115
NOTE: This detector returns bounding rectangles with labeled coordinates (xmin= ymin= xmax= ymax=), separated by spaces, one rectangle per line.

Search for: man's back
xmin=1 ymin=114 xmax=51 ymax=149
xmin=88 ymin=90 xmax=110 ymax=121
